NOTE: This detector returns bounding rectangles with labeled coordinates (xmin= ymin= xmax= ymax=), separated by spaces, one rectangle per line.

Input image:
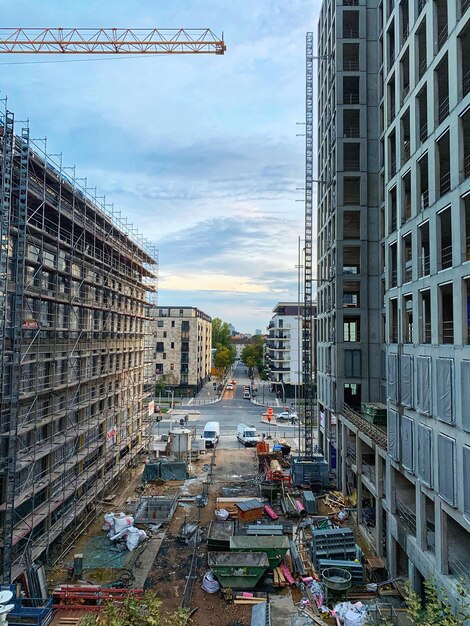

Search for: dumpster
xmin=229 ymin=535 xmax=290 ymax=568
xmin=208 ymin=520 xmax=234 ymax=551
xmin=208 ymin=552 xmax=270 ymax=589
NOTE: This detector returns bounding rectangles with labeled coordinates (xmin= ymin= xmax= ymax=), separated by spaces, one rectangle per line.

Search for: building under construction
xmin=0 ymin=102 xmax=158 ymax=583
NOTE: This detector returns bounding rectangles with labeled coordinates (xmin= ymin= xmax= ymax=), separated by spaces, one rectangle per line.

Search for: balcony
xmin=464 ymin=69 xmax=470 ymax=96
xmin=343 ymin=29 xmax=359 ymax=39
xmin=419 ymin=123 xmax=427 ymax=143
xmin=343 ymin=92 xmax=360 ymax=104
xmin=438 ymin=96 xmax=449 ymax=124
xmin=465 ymin=154 xmax=470 ymax=179
xmin=441 ymin=244 xmax=452 ymax=270
xmin=396 ymin=497 xmax=416 ymax=535
xmin=343 ymin=59 xmax=359 ymax=71
xmin=440 ymin=171 xmax=451 ymax=196
xmin=341 ymin=403 xmax=388 ymax=449
xmin=422 ymin=322 xmax=431 ymax=343
xmin=344 ymin=159 xmax=360 ymax=171
xmin=344 ymin=126 xmax=360 ymax=138
xmin=442 ymin=320 xmax=454 ymax=344
xmin=420 ymin=190 xmax=429 ymax=210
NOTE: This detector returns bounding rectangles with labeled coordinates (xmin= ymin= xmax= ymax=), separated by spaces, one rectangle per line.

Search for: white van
xmin=237 ymin=424 xmax=258 ymax=447
xmin=202 ymin=421 xmax=220 ymax=448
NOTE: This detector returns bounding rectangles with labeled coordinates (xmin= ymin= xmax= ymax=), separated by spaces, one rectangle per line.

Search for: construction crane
xmin=0 ymin=27 xmax=226 ymax=54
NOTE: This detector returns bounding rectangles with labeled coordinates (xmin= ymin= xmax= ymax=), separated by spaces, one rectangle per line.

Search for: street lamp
xmin=165 ymin=388 xmax=175 ymax=429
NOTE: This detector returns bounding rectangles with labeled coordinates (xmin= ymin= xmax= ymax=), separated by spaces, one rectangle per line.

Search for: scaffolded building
xmin=0 ymin=101 xmax=158 ymax=582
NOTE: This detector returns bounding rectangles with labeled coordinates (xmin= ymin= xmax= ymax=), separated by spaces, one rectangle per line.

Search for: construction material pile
xmin=102 ymin=512 xmax=147 ymax=552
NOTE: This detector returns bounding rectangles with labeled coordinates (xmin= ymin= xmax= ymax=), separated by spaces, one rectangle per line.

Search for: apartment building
xmin=0 ymin=106 xmax=158 ymax=582
xmin=155 ymin=307 xmax=212 ymax=395
xmin=381 ymin=0 xmax=470 ymax=605
xmin=317 ymin=0 xmax=470 ymax=608
xmin=316 ymin=0 xmax=383 ymax=480
xmin=266 ymin=302 xmax=317 ymax=402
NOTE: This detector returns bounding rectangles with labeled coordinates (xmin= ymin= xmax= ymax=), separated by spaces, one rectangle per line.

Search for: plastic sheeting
xmin=436 ymin=358 xmax=454 ymax=424
xmin=400 ymin=355 xmax=413 ymax=408
xmin=463 ymin=446 xmax=470 ymax=517
xmin=401 ymin=416 xmax=414 ymax=472
xmin=142 ymin=461 xmax=188 ymax=482
xmin=437 ymin=434 xmax=455 ymax=506
xmin=387 ymin=354 xmax=399 ymax=403
xmin=461 ymin=361 xmax=470 ymax=432
xmin=387 ymin=408 xmax=400 ymax=461
xmin=417 ymin=424 xmax=432 ymax=487
xmin=416 ymin=356 xmax=431 ymax=415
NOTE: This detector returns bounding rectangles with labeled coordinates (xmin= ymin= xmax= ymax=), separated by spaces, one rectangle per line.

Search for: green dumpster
xmin=229 ymin=535 xmax=290 ymax=568
xmin=208 ymin=551 xmax=270 ymax=589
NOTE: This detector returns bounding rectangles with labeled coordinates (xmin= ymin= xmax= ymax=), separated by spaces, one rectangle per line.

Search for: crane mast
xmin=0 ymin=28 xmax=226 ymax=54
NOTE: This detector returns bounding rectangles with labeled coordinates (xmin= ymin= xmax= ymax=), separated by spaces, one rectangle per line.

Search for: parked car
xmin=276 ymin=411 xmax=298 ymax=421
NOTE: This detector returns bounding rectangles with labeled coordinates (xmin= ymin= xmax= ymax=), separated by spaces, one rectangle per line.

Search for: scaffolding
xmin=0 ymin=100 xmax=159 ymax=583
xmin=303 ymin=32 xmax=315 ymax=457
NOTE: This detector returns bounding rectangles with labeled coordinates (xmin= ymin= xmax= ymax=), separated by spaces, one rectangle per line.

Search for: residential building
xmin=155 ymin=307 xmax=212 ymax=395
xmin=0 ymin=106 xmax=158 ymax=582
xmin=316 ymin=0 xmax=470 ymax=608
xmin=316 ymin=0 xmax=383 ymax=479
xmin=381 ymin=0 xmax=470 ymax=604
xmin=266 ymin=302 xmax=316 ymax=403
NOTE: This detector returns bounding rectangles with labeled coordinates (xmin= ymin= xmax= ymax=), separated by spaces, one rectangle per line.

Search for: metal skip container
xmin=229 ymin=535 xmax=290 ymax=568
xmin=208 ymin=552 xmax=270 ymax=589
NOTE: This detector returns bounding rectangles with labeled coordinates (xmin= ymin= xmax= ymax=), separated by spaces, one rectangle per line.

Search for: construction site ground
xmin=49 ymin=446 xmax=412 ymax=626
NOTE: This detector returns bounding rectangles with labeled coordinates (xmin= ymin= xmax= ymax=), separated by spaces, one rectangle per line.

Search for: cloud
xmin=1 ymin=0 xmax=321 ymax=332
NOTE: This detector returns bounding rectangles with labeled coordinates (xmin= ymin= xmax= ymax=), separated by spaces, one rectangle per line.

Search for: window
xmin=344 ymin=349 xmax=361 ymax=377
xmin=157 ymin=320 xmax=164 ymax=327
xmin=156 ymin=342 xmax=164 ymax=352
xmin=417 ymin=424 xmax=433 ymax=487
xmin=344 ymin=317 xmax=360 ymax=341
xmin=171 ymin=342 xmax=175 ymax=349
xmin=437 ymin=434 xmax=456 ymax=506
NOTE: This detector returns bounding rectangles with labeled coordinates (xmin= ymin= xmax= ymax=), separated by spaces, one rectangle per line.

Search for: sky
xmin=1 ymin=0 xmax=321 ymax=334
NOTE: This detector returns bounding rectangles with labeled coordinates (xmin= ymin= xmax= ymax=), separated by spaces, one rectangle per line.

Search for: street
xmin=154 ymin=361 xmax=302 ymax=452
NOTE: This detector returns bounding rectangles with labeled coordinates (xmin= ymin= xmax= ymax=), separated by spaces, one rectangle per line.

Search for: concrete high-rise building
xmin=0 ymin=106 xmax=158 ymax=582
xmin=316 ymin=0 xmax=383 ymax=473
xmin=155 ymin=307 xmax=212 ymax=395
xmin=316 ymin=0 xmax=470 ymax=608
xmin=381 ymin=0 xmax=470 ymax=604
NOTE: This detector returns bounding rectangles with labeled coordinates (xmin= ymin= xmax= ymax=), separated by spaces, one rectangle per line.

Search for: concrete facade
xmin=317 ymin=0 xmax=470 ymax=607
xmin=316 ymin=0 xmax=383 ymax=475
xmin=155 ymin=307 xmax=212 ymax=395
xmin=381 ymin=0 xmax=470 ymax=603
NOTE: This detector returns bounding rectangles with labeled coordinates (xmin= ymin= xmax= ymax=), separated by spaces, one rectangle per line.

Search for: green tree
xmin=212 ymin=317 xmax=236 ymax=375
xmin=241 ymin=336 xmax=267 ymax=378
xmin=81 ymin=591 xmax=188 ymax=626
xmin=403 ymin=578 xmax=470 ymax=626
xmin=212 ymin=317 xmax=232 ymax=349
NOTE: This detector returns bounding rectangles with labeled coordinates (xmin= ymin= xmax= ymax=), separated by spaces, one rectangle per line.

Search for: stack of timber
xmin=233 ymin=592 xmax=268 ymax=605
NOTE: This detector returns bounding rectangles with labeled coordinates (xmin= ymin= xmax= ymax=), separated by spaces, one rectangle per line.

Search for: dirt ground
xmin=144 ymin=447 xmax=260 ymax=626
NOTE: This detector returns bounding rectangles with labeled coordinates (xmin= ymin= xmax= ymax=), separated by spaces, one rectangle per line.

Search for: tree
xmin=212 ymin=317 xmax=232 ymax=349
xmin=80 ymin=591 xmax=188 ymax=626
xmin=212 ymin=317 xmax=236 ymax=375
xmin=241 ymin=336 xmax=266 ymax=378
xmin=353 ymin=579 xmax=470 ymax=626
xmin=399 ymin=578 xmax=470 ymax=626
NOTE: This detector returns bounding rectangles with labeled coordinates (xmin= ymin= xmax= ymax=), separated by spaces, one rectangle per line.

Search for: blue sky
xmin=1 ymin=0 xmax=321 ymax=333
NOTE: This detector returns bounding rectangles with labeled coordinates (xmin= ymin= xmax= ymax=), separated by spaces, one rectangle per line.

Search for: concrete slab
xmin=269 ymin=590 xmax=296 ymax=626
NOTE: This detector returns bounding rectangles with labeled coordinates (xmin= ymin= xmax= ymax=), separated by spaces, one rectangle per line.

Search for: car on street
xmin=226 ymin=384 xmax=234 ymax=390
xmin=276 ymin=411 xmax=298 ymax=421
xmin=230 ymin=379 xmax=237 ymax=384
